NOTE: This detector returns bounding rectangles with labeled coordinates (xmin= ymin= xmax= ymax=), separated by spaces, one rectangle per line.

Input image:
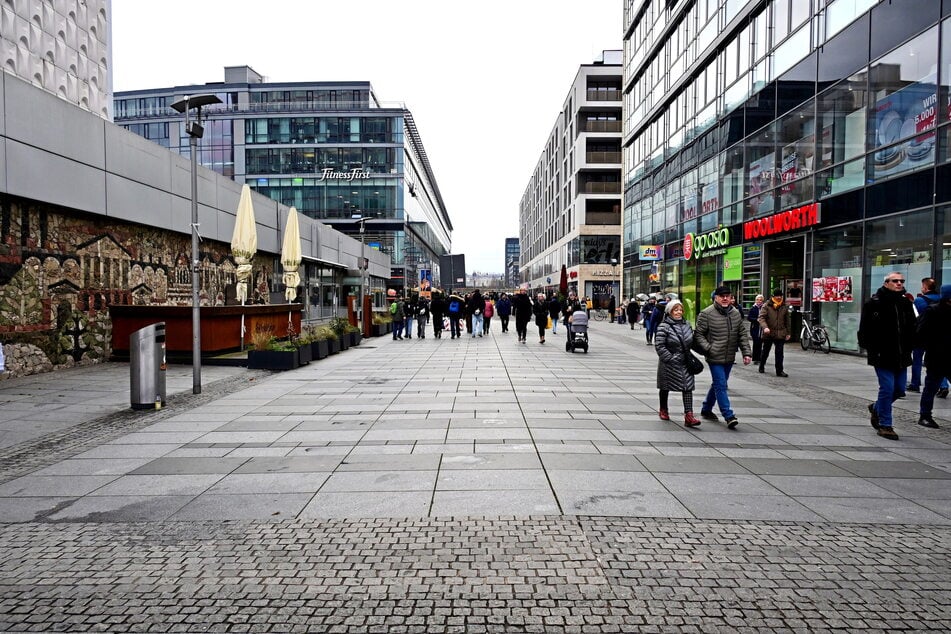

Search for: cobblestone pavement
xmin=0 ymin=322 xmax=950 ymax=631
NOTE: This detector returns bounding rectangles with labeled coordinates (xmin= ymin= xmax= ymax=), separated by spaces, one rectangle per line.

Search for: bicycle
xmin=592 ymin=308 xmax=609 ymax=321
xmin=799 ymin=311 xmax=831 ymax=353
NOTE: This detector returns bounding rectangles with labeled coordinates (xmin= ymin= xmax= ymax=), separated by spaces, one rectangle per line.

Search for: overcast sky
xmin=111 ymin=0 xmax=622 ymax=274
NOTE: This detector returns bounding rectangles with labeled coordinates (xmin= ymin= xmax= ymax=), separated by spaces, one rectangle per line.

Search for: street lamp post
xmin=170 ymin=94 xmax=222 ymax=395
xmin=351 ymin=214 xmax=369 ymax=333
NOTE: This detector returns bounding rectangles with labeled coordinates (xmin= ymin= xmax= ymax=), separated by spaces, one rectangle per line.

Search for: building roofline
xmin=403 ymin=109 xmax=453 ymax=232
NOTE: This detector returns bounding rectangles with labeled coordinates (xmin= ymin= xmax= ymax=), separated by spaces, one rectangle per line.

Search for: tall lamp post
xmin=170 ymin=94 xmax=222 ymax=395
xmin=351 ymin=214 xmax=370 ymax=332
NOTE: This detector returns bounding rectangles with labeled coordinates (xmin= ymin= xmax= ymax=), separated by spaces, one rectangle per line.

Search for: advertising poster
xmin=785 ymin=279 xmax=804 ymax=307
xmin=872 ymin=73 xmax=937 ymax=179
xmin=747 ymin=153 xmax=775 ymax=215
xmin=812 ymin=276 xmax=853 ymax=302
xmin=418 ymin=269 xmax=432 ymax=300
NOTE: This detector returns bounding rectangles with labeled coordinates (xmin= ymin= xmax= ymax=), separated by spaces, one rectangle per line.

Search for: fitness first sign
xmin=683 ymin=227 xmax=731 ymax=261
xmin=743 ymin=203 xmax=821 ymax=240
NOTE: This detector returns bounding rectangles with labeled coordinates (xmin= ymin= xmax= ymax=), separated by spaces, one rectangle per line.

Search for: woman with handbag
xmin=654 ymin=300 xmax=702 ymax=427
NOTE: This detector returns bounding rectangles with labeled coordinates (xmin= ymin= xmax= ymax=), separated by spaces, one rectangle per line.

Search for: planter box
xmin=311 ymin=339 xmax=329 ymax=360
xmin=338 ymin=334 xmax=350 ymax=351
xmin=328 ymin=338 xmax=340 ymax=355
xmin=349 ymin=332 xmax=361 ymax=346
xmin=385 ymin=322 xmax=393 ymax=334
xmin=371 ymin=323 xmax=386 ymax=337
xmin=247 ymin=349 xmax=299 ymax=371
xmin=298 ymin=344 xmax=312 ymax=366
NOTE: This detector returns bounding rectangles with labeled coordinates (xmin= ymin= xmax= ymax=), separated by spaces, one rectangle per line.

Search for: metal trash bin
xmin=130 ymin=322 xmax=167 ymax=410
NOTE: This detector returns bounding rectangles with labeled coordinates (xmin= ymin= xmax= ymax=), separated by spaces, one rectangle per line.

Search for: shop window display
xmin=745 ymin=124 xmax=778 ymax=216
xmin=866 ymin=209 xmax=935 ymax=309
xmin=868 ymin=26 xmax=939 ymax=182
xmin=812 ymin=227 xmax=864 ymax=351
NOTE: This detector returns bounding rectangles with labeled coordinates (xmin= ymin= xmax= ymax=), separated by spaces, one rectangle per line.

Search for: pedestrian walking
xmin=532 ymin=293 xmax=549 ymax=344
xmin=446 ymin=291 xmax=465 ymax=339
xmin=512 ymin=288 xmax=533 ymax=343
xmin=857 ymin=272 xmax=917 ymax=441
xmin=654 ymin=300 xmax=701 ymax=427
xmin=627 ymin=298 xmax=640 ymax=330
xmin=468 ymin=289 xmax=486 ymax=337
xmin=483 ymin=295 xmax=494 ymax=333
xmin=430 ymin=291 xmax=446 ymax=339
xmin=757 ymin=289 xmax=791 ymax=377
xmin=548 ymin=294 xmax=561 ymax=335
xmin=389 ymin=293 xmax=405 ymax=340
xmin=747 ymin=294 xmax=765 ymax=363
xmin=908 ymin=277 xmax=949 ymax=397
xmin=694 ymin=286 xmax=752 ymax=429
xmin=915 ymin=283 xmax=951 ymax=429
xmin=643 ymin=297 xmax=659 ymax=345
xmin=608 ymin=294 xmax=617 ymax=322
xmin=404 ymin=294 xmax=417 ymax=339
xmin=496 ymin=293 xmax=512 ymax=333
xmin=416 ymin=296 xmax=429 ymax=338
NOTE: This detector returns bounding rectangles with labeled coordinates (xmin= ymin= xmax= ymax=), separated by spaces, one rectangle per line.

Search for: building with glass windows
xmin=504 ymin=238 xmax=521 ymax=288
xmin=115 ymin=66 xmax=452 ymax=293
xmin=623 ymin=0 xmax=951 ymax=351
xmin=519 ymin=51 xmax=623 ymax=305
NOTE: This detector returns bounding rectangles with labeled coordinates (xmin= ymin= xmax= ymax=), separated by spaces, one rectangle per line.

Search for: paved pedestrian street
xmin=1 ymin=320 xmax=950 ymax=632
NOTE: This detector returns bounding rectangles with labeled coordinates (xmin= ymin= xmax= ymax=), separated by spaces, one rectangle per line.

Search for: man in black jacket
xmin=857 ymin=272 xmax=917 ymax=440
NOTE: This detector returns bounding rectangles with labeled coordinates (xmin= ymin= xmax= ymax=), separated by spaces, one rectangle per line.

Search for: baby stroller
xmin=565 ymin=310 xmax=589 ymax=353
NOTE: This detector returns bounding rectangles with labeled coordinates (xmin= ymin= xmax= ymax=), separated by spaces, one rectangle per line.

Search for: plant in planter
xmin=292 ymin=326 xmax=312 ymax=366
xmin=346 ymin=323 xmax=362 ymax=346
xmin=371 ymin=312 xmax=391 ymax=337
xmin=313 ymin=325 xmax=336 ymax=357
xmin=247 ymin=325 xmax=299 ymax=371
xmin=316 ymin=325 xmax=339 ymax=355
xmin=329 ymin=317 xmax=350 ymax=350
xmin=300 ymin=325 xmax=325 ymax=360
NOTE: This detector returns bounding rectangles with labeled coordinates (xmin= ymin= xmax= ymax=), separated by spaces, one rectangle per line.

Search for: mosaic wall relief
xmin=0 ymin=196 xmax=272 ymax=379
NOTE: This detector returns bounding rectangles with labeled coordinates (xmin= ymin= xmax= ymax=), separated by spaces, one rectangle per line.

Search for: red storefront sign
xmin=743 ymin=203 xmax=821 ymax=240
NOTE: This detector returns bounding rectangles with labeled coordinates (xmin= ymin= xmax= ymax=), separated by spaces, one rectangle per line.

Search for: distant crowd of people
xmin=384 ymin=275 xmax=950 ymax=441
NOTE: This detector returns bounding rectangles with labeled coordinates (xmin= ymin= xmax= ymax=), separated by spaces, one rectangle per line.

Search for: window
xmin=817 ymin=73 xmax=867 ymax=168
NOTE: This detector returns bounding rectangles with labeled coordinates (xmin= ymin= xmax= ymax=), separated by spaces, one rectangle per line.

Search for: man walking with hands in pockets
xmin=694 ymin=286 xmax=752 ymax=429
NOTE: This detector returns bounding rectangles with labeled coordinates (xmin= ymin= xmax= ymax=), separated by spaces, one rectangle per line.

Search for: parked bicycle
xmin=592 ymin=308 xmax=609 ymax=321
xmin=799 ymin=311 xmax=831 ymax=353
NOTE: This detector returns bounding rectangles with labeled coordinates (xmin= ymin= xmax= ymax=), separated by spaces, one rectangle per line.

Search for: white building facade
xmin=518 ymin=51 xmax=622 ymax=306
xmin=0 ymin=0 xmax=112 ymax=119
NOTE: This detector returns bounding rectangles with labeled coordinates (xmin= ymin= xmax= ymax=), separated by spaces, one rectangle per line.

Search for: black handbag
xmin=673 ymin=327 xmax=704 ymax=375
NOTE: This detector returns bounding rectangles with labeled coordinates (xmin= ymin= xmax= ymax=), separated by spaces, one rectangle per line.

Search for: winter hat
xmin=941 ymin=284 xmax=951 ymax=302
xmin=771 ymin=288 xmax=784 ymax=297
xmin=714 ymin=286 xmax=732 ymax=297
xmin=665 ymin=300 xmax=683 ymax=314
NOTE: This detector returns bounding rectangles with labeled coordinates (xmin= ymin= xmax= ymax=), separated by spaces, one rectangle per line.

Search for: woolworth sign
xmin=683 ymin=227 xmax=731 ymax=260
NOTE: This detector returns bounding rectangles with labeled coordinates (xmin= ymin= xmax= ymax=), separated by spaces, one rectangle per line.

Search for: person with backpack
xmin=446 ymin=291 xmax=465 ymax=339
xmin=388 ymin=292 xmax=405 ymax=340
xmin=915 ymin=284 xmax=951 ymax=428
xmin=908 ymin=277 xmax=949 ymax=397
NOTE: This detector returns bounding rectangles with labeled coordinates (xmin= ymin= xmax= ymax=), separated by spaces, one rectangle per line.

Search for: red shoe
xmin=684 ymin=412 xmax=701 ymax=427
xmin=658 ymin=408 xmax=670 ymax=421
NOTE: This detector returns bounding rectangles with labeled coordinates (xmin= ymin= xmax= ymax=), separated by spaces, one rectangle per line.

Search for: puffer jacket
xmin=858 ymin=286 xmax=916 ymax=369
xmin=694 ymin=303 xmax=751 ymax=364
xmin=654 ymin=315 xmax=696 ymax=392
xmin=757 ymin=300 xmax=791 ymax=340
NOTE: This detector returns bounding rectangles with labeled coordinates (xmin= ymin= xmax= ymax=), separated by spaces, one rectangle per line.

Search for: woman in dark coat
xmin=654 ymin=300 xmax=700 ymax=427
xmin=532 ymin=293 xmax=549 ymax=344
xmin=430 ymin=292 xmax=445 ymax=339
xmin=512 ymin=289 xmax=533 ymax=343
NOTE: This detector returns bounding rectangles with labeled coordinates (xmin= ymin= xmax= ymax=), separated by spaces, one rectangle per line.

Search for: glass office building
xmin=115 ymin=66 xmax=452 ymax=293
xmin=623 ymin=0 xmax=951 ymax=351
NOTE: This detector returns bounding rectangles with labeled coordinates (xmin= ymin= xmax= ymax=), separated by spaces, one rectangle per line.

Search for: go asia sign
xmin=743 ymin=203 xmax=821 ymax=240
xmin=683 ymin=227 xmax=731 ymax=261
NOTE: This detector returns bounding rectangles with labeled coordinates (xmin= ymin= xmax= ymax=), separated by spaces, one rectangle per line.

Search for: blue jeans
xmin=393 ymin=319 xmax=404 ymax=339
xmin=920 ymin=369 xmax=950 ymax=415
xmin=872 ymin=367 xmax=906 ymax=429
xmin=449 ymin=314 xmax=461 ymax=338
xmin=910 ymin=348 xmax=948 ymax=390
xmin=551 ymin=315 xmax=558 ymax=334
xmin=702 ymin=363 xmax=735 ymax=419
xmin=404 ymin=316 xmax=414 ymax=337
xmin=471 ymin=313 xmax=484 ymax=336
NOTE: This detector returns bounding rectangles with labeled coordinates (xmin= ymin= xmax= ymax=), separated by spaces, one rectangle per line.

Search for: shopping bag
xmin=547 ymin=316 xmax=553 ymax=329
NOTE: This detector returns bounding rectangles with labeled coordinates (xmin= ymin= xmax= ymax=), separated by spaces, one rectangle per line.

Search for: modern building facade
xmin=622 ymin=0 xmax=951 ymax=351
xmin=114 ymin=66 xmax=452 ymax=294
xmin=519 ymin=51 xmax=623 ymax=306
xmin=439 ymin=254 xmax=466 ymax=290
xmin=504 ymin=237 xmax=520 ymax=288
xmin=0 ymin=0 xmax=112 ymax=119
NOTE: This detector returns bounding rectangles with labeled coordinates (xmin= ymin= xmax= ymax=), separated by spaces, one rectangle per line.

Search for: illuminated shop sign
xmin=638 ymin=245 xmax=662 ymax=261
xmin=683 ymin=227 xmax=731 ymax=260
xmin=743 ymin=203 xmax=821 ymax=240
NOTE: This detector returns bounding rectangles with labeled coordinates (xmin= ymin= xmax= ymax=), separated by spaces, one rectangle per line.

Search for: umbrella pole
xmin=240 ymin=298 xmax=245 ymax=352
